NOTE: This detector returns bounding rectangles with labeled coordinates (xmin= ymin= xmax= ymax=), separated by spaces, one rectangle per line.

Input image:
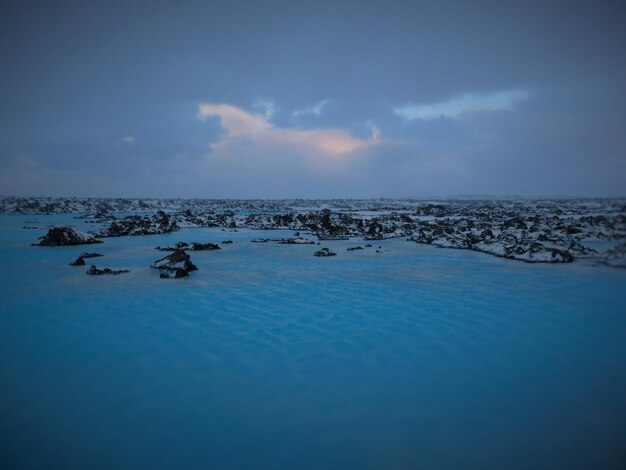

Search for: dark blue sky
xmin=1 ymin=0 xmax=625 ymax=197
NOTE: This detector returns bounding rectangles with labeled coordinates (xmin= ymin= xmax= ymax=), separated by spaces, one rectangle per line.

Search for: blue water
xmin=1 ymin=215 xmax=626 ymax=469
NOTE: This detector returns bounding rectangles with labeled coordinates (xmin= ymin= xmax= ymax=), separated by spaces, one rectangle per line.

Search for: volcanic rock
xmin=98 ymin=211 xmax=178 ymax=237
xmin=153 ymin=249 xmax=198 ymax=277
xmin=156 ymin=241 xmax=220 ymax=251
xmin=34 ymin=227 xmax=102 ymax=246
xmin=314 ymin=247 xmax=337 ymax=257
xmin=604 ymin=243 xmax=626 ymax=268
xmin=69 ymin=257 xmax=86 ymax=266
xmin=87 ymin=265 xmax=129 ymax=275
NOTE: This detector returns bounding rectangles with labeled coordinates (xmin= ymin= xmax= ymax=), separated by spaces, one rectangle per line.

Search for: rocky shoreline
xmin=11 ymin=197 xmax=626 ymax=267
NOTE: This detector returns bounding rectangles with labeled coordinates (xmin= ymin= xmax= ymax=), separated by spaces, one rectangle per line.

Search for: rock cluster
xmin=21 ymin=197 xmax=626 ymax=266
xmin=34 ymin=227 xmax=102 ymax=246
xmin=97 ymin=211 xmax=178 ymax=237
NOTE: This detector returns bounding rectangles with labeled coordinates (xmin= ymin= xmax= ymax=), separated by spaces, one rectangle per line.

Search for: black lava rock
xmin=153 ymin=249 xmax=198 ymax=278
xmin=69 ymin=257 xmax=86 ymax=266
xmin=35 ymin=227 xmax=102 ymax=246
xmin=87 ymin=265 xmax=129 ymax=275
xmin=314 ymin=247 xmax=337 ymax=257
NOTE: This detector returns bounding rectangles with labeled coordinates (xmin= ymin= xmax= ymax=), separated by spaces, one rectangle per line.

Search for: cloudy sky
xmin=1 ymin=0 xmax=625 ymax=198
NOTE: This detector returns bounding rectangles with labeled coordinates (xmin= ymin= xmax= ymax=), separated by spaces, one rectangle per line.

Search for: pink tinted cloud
xmin=198 ymin=103 xmax=381 ymax=157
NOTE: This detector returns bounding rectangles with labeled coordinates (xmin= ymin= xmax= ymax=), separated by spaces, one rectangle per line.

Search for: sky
xmin=1 ymin=0 xmax=625 ymax=198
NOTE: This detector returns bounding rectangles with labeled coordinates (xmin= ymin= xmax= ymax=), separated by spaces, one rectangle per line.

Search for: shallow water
xmin=1 ymin=215 xmax=625 ymax=469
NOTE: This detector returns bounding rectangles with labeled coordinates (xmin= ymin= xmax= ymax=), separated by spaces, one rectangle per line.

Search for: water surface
xmin=1 ymin=215 xmax=625 ymax=468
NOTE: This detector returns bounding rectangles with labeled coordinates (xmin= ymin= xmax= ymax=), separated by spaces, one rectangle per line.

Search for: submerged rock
xmin=279 ymin=238 xmax=316 ymax=245
xmin=71 ymin=251 xmax=103 ymax=266
xmin=87 ymin=265 xmax=129 ymax=275
xmin=156 ymin=242 xmax=220 ymax=251
xmin=546 ymin=248 xmax=574 ymax=263
xmin=159 ymin=268 xmax=191 ymax=279
xmin=156 ymin=242 xmax=190 ymax=251
xmin=34 ymin=227 xmax=102 ymax=246
xmin=69 ymin=256 xmax=86 ymax=266
xmin=251 ymin=237 xmax=315 ymax=245
xmin=604 ymin=243 xmax=626 ymax=268
xmin=189 ymin=242 xmax=221 ymax=251
xmin=317 ymin=233 xmax=350 ymax=241
xmin=346 ymin=246 xmax=364 ymax=251
xmin=314 ymin=247 xmax=337 ymax=257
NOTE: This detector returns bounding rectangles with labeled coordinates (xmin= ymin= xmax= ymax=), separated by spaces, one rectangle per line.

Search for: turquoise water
xmin=1 ymin=215 xmax=626 ymax=469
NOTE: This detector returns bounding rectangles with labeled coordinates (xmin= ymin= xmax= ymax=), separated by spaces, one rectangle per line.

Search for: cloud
xmin=293 ymin=99 xmax=331 ymax=117
xmin=253 ymin=99 xmax=276 ymax=119
xmin=395 ymin=89 xmax=530 ymax=120
xmin=198 ymin=103 xmax=381 ymax=157
xmin=118 ymin=136 xmax=135 ymax=143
